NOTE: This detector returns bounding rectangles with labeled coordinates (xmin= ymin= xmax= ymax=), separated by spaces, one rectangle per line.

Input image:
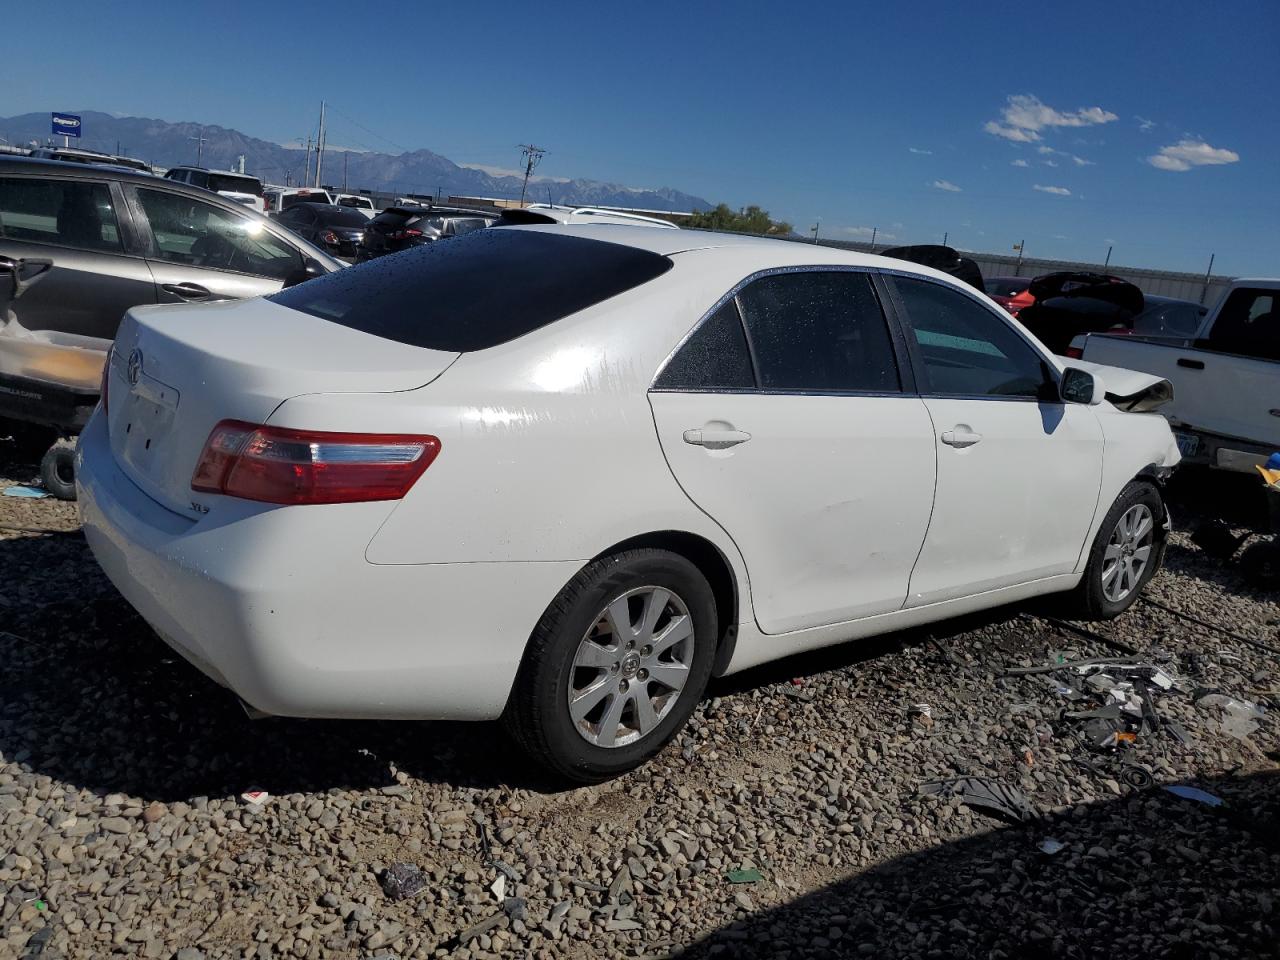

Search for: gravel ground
xmin=1 ymin=447 xmax=1277 ymax=960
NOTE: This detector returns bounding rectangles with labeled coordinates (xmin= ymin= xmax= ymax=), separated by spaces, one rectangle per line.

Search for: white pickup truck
xmin=1074 ymin=278 xmax=1279 ymax=472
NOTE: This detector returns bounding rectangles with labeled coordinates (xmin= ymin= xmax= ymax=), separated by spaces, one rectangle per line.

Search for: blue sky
xmin=5 ymin=0 xmax=1277 ymax=274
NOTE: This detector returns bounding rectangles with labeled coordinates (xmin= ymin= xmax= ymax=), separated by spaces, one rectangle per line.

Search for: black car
xmin=1016 ymin=272 xmax=1147 ymax=354
xmin=275 ymin=203 xmax=371 ymax=261
xmin=358 ymin=206 xmax=496 ymax=260
xmin=0 ymin=156 xmax=340 ymax=496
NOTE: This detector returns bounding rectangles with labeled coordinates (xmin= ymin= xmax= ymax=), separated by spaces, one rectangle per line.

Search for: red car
xmin=986 ymin=276 xmax=1035 ymax=316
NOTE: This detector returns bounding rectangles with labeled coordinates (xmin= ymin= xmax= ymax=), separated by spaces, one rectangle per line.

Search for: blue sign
xmin=51 ymin=113 xmax=81 ymax=138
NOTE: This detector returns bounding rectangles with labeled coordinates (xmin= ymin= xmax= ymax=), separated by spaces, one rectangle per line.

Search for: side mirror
xmin=283 ymin=257 xmax=325 ymax=288
xmin=1060 ymin=367 xmax=1105 ymax=405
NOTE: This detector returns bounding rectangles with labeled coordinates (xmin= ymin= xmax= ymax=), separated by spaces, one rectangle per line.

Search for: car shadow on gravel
xmin=0 ymin=530 xmax=557 ymax=803
xmin=673 ymin=769 xmax=1280 ymax=960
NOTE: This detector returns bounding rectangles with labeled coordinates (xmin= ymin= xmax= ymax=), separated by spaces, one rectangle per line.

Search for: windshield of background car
xmin=208 ymin=174 xmax=264 ymax=196
xmin=269 ymin=229 xmax=673 ymax=351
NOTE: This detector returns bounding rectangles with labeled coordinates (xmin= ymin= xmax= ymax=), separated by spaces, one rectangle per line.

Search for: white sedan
xmin=77 ymin=225 xmax=1180 ymax=781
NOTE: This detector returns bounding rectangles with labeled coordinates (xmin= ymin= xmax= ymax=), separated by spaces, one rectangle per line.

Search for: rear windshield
xmin=269 ymin=229 xmax=673 ymax=351
xmin=280 ymin=191 xmax=330 ymax=209
xmin=370 ymin=209 xmax=414 ymax=225
xmin=209 ymin=173 xmax=263 ymax=196
xmin=316 ymin=207 xmax=372 ymax=227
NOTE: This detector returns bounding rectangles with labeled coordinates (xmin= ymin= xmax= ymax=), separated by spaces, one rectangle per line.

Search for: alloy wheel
xmin=567 ymin=586 xmax=694 ymax=748
xmin=1101 ymin=503 xmax=1155 ymax=602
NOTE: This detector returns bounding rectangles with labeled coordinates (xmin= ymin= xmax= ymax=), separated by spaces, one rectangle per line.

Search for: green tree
xmin=683 ymin=203 xmax=792 ymax=236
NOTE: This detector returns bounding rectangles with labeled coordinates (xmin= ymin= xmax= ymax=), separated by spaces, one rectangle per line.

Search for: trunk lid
xmin=107 ymin=297 xmax=459 ymax=516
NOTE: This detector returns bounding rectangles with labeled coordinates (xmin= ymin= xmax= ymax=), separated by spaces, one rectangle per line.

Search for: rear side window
xmin=654 ymin=299 xmax=755 ymax=391
xmin=0 ymin=177 xmax=123 ymax=252
xmin=269 ymin=229 xmax=673 ymax=351
xmin=736 ymin=271 xmax=900 ymax=392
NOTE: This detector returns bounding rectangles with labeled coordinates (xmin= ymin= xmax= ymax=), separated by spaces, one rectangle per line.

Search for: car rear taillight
xmin=192 ymin=420 xmax=440 ymax=505
xmin=1064 ymin=346 xmax=1084 ymax=359
xmin=387 ymin=228 xmax=423 ymax=240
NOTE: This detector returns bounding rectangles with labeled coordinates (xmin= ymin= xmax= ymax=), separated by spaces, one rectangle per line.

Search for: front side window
xmin=136 ymin=188 xmax=302 ymax=281
xmin=653 ymin=299 xmax=755 ymax=391
xmin=736 ymin=271 xmax=900 ymax=392
xmin=893 ymin=276 xmax=1052 ymax=399
xmin=0 ymin=177 xmax=123 ymax=252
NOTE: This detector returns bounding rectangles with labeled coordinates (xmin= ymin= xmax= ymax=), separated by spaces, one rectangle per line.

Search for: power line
xmin=518 ymin=144 xmax=547 ymax=206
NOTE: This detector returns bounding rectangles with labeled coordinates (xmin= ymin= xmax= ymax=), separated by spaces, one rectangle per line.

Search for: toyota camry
xmin=77 ymin=225 xmax=1179 ymax=781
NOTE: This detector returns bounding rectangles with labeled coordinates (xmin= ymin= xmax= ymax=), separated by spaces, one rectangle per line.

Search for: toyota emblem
xmin=126 ymin=349 xmax=143 ymax=386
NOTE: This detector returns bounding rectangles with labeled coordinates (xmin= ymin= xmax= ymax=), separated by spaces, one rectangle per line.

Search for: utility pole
xmin=343 ymin=152 xmax=348 ymax=193
xmin=942 ymin=231 xmax=948 ymax=246
xmin=315 ymin=101 xmax=327 ymax=188
xmin=1013 ymin=240 xmax=1025 ymax=276
xmin=1104 ymin=244 xmax=1113 ymax=269
xmin=301 ymin=136 xmax=313 ymax=188
xmin=1200 ymin=253 xmax=1215 ymax=305
xmin=810 ymin=219 xmax=821 ymax=243
xmin=189 ymin=131 xmax=208 ymax=166
xmin=518 ymin=144 xmax=546 ymax=206
xmin=869 ymin=227 xmax=877 ymax=252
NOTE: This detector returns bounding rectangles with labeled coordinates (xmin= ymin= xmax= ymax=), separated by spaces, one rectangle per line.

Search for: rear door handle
xmin=161 ymin=282 xmax=211 ymax=300
xmin=1176 ymin=357 xmax=1205 ymax=370
xmin=941 ymin=428 xmax=982 ymax=448
xmin=683 ymin=428 xmax=751 ymax=448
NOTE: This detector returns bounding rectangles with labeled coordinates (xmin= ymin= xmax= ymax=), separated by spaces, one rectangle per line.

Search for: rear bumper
xmin=1170 ymin=423 xmax=1277 ymax=473
xmin=76 ymin=409 xmax=576 ymax=720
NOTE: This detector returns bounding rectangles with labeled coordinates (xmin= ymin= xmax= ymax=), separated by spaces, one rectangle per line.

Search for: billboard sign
xmin=51 ymin=113 xmax=82 ymax=138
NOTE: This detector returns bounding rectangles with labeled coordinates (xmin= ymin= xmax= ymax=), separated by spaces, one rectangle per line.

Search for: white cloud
xmin=908 ymin=147 xmax=932 ymax=155
xmin=1011 ymin=159 xmax=1030 ymax=167
xmin=1146 ymin=139 xmax=1240 ymax=172
xmin=1041 ymin=159 xmax=1059 ymax=167
xmin=984 ymin=120 xmax=1039 ymax=143
xmin=985 ymin=94 xmax=1117 ymax=143
xmin=1072 ymin=155 xmax=1094 ymax=166
xmin=1135 ymin=116 xmax=1156 ymax=132
xmin=1033 ymin=184 xmax=1072 ymax=196
xmin=931 ymin=179 xmax=962 ymax=192
xmin=1036 ymin=146 xmax=1056 ymax=155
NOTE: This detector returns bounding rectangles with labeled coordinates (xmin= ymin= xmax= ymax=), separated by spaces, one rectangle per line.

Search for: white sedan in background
xmin=77 ymin=225 xmax=1179 ymax=782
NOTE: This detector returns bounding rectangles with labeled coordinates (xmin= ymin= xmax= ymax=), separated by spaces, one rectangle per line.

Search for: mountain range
xmin=0 ymin=111 xmax=713 ymax=212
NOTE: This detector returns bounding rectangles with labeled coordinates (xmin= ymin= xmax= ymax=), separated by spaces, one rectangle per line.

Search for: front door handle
xmin=161 ymin=282 xmax=211 ymax=300
xmin=1176 ymin=357 xmax=1205 ymax=370
xmin=941 ymin=427 xmax=982 ymax=448
xmin=683 ymin=428 xmax=751 ymax=448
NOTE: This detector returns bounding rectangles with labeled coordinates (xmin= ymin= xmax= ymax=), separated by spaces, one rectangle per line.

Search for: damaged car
xmin=0 ymin=156 xmax=341 ymax=496
xmin=78 ymin=226 xmax=1180 ymax=781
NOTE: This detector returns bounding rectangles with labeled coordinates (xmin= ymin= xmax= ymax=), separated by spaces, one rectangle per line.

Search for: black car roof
xmin=1 ymin=154 xmax=170 ymax=185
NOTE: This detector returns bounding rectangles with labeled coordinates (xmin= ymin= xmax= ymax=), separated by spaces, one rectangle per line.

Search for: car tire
xmin=503 ymin=548 xmax=718 ymax=783
xmin=1061 ymin=480 xmax=1166 ymax=620
xmin=40 ymin=438 xmax=78 ymax=501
